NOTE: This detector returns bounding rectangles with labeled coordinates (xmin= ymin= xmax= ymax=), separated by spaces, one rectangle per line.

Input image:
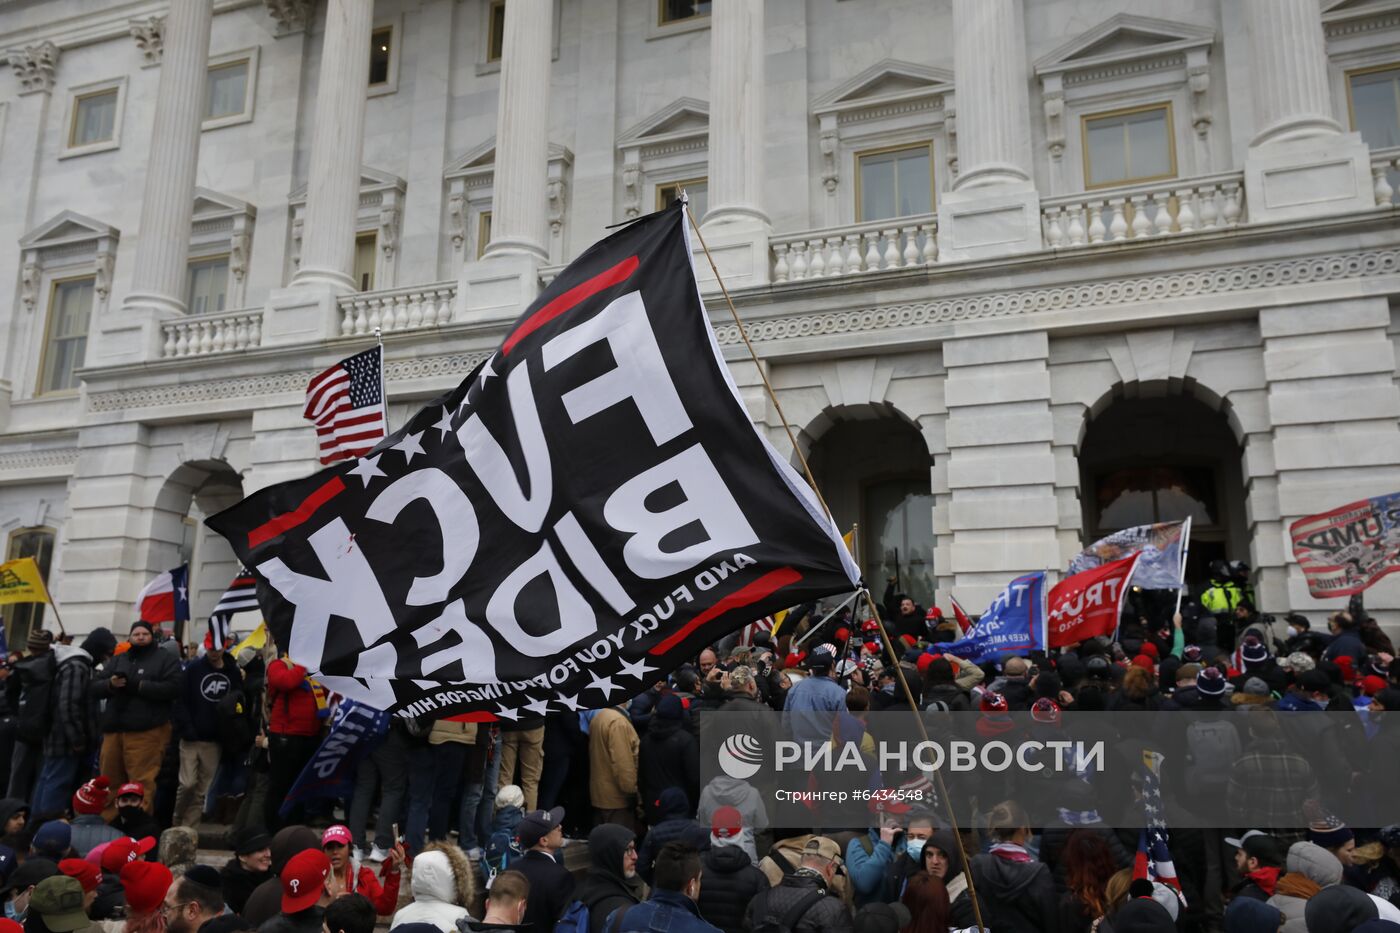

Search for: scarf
xmin=1245 ymin=866 xmax=1281 ymax=896
xmin=945 ymin=872 xmax=968 ymax=903
xmin=990 ymin=842 xmax=1033 ymax=863
xmin=1057 ymin=808 xmax=1103 ymax=827
xmin=1273 ymin=873 xmax=1321 ymax=901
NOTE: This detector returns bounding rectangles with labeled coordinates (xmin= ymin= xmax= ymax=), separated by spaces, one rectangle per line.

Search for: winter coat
xmin=611 ymin=889 xmax=721 ymax=933
xmin=588 ymin=707 xmax=640 ymax=811
xmin=966 ymin=851 xmax=1060 ymax=933
xmin=638 ymin=716 xmax=699 ymax=822
xmin=1268 ymin=842 xmax=1343 ymax=933
xmin=695 ymin=776 xmax=768 ymax=843
xmin=68 ymin=815 xmax=122 ymax=859
xmin=390 ymin=847 xmax=473 ymax=932
xmin=638 ymin=790 xmax=710 ymax=883
xmin=922 ymin=683 xmax=972 ymax=712
xmin=844 ymin=831 xmax=895 ymax=906
xmin=513 ymin=849 xmax=575 ymax=933
xmin=1038 ymin=825 xmax=1133 ymax=891
xmin=1323 ymin=629 xmax=1365 ymax=667
xmin=88 ymin=642 xmax=182 ymax=733
xmin=45 ymin=645 xmax=94 ymax=756
xmin=244 ymin=826 xmax=324 ymax=928
xmin=696 ymin=844 xmax=766 ymax=933
xmin=573 ymin=824 xmax=645 ymax=933
xmin=745 ymin=869 xmax=854 ymax=933
xmin=259 ymin=907 xmax=324 ymax=933
xmin=174 ymin=653 xmax=243 ymax=742
xmin=1226 ymin=739 xmax=1320 ymax=832
xmin=336 ymin=858 xmax=402 ymax=916
xmin=221 ymin=857 xmax=273 ymax=915
xmin=782 ymin=676 xmax=846 ymax=745
xmin=110 ymin=804 xmax=160 ymax=842
xmin=265 ymin=659 xmax=322 ymax=737
xmin=91 ymin=872 xmax=125 ymax=921
xmin=428 ymin=719 xmax=478 ymax=746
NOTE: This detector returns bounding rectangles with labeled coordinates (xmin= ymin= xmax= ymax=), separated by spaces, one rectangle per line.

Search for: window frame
xmin=61 ymin=77 xmax=126 ymax=158
xmin=368 ymin=18 xmax=400 ymax=97
xmin=186 ymin=253 xmax=232 ymax=315
xmin=853 ymin=141 xmax=936 ymax=224
xmin=1079 ymin=101 xmax=1178 ymax=191
xmin=202 ymin=47 xmax=259 ymax=131
xmin=475 ymin=211 xmax=493 ymax=261
xmin=657 ymin=0 xmax=710 ymax=26
xmin=1345 ymin=62 xmax=1400 ymax=149
xmin=649 ymin=0 xmax=711 ymax=39
xmin=354 ymin=231 xmax=379 ymax=291
xmin=486 ymin=0 xmax=506 ymax=62
xmin=37 ymin=273 xmax=96 ymax=396
xmin=654 ymin=176 xmax=707 ymax=213
xmin=2 ymin=526 xmax=56 ymax=647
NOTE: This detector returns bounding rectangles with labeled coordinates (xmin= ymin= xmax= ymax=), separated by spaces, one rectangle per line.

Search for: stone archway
xmin=153 ymin=460 xmax=245 ymax=642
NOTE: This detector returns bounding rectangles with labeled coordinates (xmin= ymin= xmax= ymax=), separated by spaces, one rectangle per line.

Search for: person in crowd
xmin=881 ymin=585 xmax=925 ymax=646
xmin=173 ymin=641 xmax=243 ymax=829
xmin=25 ymin=874 xmax=96 ymax=933
xmin=220 ymin=828 xmax=273 ymax=916
xmin=0 ymin=801 xmax=28 ymax=842
xmin=880 ymin=811 xmax=938 ymax=905
xmin=405 ymin=718 xmax=477 ymax=856
xmin=607 ymin=843 xmax=718 ymax=933
xmin=346 ymin=718 xmax=409 ymax=863
xmin=572 ymin=824 xmax=645 ymax=933
xmin=259 ymin=849 xmax=330 ymax=933
xmin=1267 ymin=841 xmax=1343 ymax=933
xmin=118 ymin=860 xmax=172 ymax=933
xmin=746 ymin=836 xmax=853 ymax=933
xmin=1229 ymin=832 xmax=1286 ymax=901
xmin=511 ymin=808 xmax=573 ymax=933
xmin=156 ymin=827 xmax=198 ymax=879
xmin=1227 ymin=715 xmax=1320 ymax=835
xmin=1323 ymin=612 xmax=1367 ymax=668
xmin=161 ymin=867 xmax=225 ymax=933
xmin=242 ymin=826 xmax=321 ymax=928
xmin=483 ymin=785 xmax=526 ymax=879
xmin=696 ymin=768 xmax=767 ymax=862
xmin=323 ymin=895 xmax=375 ymax=933
xmin=9 ymin=630 xmax=56 ymax=805
xmin=900 ymin=872 xmax=950 ymax=933
xmin=320 ymin=826 xmax=402 ymax=916
xmin=584 ymin=703 xmax=639 ymax=832
xmin=636 ymin=789 xmax=706 ymax=884
xmin=460 ymin=869 xmax=529 ymax=933
xmin=4 ymin=861 xmax=59 ymax=925
xmin=846 ymin=816 xmax=900 ymax=907
xmin=497 ymin=719 xmax=545 ymax=816
xmin=262 ymin=658 xmax=325 ymax=832
xmin=782 ymin=646 xmax=845 ymax=746
xmin=31 ymin=823 xmax=72 ymax=864
xmin=638 ymin=696 xmax=698 ymax=824
xmin=109 ymin=786 xmax=160 ymax=843
xmin=66 ymin=780 xmax=121 ymax=859
xmin=1055 ymin=829 xmax=1123 ymax=933
xmin=695 ymin=818 xmax=764 ymax=933
xmin=34 ymin=629 xmax=114 ymax=820
xmin=53 ymin=860 xmax=98 ymax=920
xmin=93 ymin=836 xmax=155 ymax=921
xmin=88 ymin=622 xmax=182 ymax=818
xmin=965 ymin=800 xmax=1058 ymax=933
xmin=387 ymin=844 xmax=474 ymax=933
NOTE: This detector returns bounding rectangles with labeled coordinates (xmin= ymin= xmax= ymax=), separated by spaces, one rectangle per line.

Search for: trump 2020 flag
xmin=207 ymin=204 xmax=860 ymax=720
xmin=1047 ymin=553 xmax=1141 ymax=648
xmin=1068 ymin=520 xmax=1189 ymax=591
xmin=135 ymin=565 xmax=189 ymax=632
xmin=943 ymin=572 xmax=1047 ymax=663
xmin=280 ymin=698 xmax=390 ymax=816
xmin=1290 ymin=492 xmax=1400 ymax=598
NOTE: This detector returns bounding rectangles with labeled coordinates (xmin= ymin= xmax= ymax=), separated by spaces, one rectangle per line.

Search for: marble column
xmin=702 ymin=0 xmax=767 ymax=228
xmin=482 ymin=0 xmax=552 ymax=262
xmin=290 ymin=0 xmax=373 ymax=291
xmin=121 ymin=0 xmax=213 ymax=316
xmin=950 ymin=0 xmax=1032 ymax=191
xmin=1242 ymin=0 xmax=1340 ymax=146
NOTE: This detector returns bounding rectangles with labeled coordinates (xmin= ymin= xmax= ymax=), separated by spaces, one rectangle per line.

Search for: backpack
xmin=749 ymin=887 xmax=823 ymax=933
xmin=481 ymin=826 xmax=522 ymax=887
xmin=15 ymin=651 xmax=59 ymax=745
xmin=554 ymin=900 xmax=589 ymax=933
xmin=1184 ymin=718 xmax=1241 ymax=791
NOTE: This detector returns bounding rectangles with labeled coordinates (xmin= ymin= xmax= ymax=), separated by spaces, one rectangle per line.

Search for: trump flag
xmin=1047 ymin=553 xmax=1141 ymax=648
xmin=1289 ymin=492 xmax=1400 ymax=598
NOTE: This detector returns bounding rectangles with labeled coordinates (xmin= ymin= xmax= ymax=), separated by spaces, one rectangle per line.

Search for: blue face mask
xmin=905 ymin=838 xmax=926 ymax=861
xmin=6 ymin=900 xmax=21 ymax=922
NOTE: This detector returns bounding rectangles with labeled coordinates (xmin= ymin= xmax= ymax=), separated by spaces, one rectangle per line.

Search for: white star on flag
xmin=347 ymin=454 xmax=386 ymax=487
xmin=588 ymin=672 xmax=621 ymax=699
xmin=432 ymin=405 xmax=455 ymax=440
xmin=392 ymin=431 xmax=425 ymax=464
xmin=617 ymin=656 xmax=657 ymax=680
xmin=479 ymin=356 xmax=497 ymax=388
xmin=494 ymin=703 xmax=520 ymax=722
xmin=523 ymin=696 xmax=551 ymax=717
xmin=555 ymin=692 xmax=581 ymax=712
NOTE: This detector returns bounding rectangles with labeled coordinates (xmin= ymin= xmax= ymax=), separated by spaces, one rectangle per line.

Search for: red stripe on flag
xmin=650 ymin=567 xmax=803 ymax=655
xmin=501 ymin=255 xmax=639 ymax=356
xmin=447 ymin=711 xmax=499 ymax=723
xmin=139 ymin=592 xmax=175 ymax=624
xmin=247 ymin=476 xmax=347 ymax=548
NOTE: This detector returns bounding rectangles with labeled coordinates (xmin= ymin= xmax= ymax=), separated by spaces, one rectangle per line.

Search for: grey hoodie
xmin=1267 ymin=842 xmax=1343 ymax=933
xmin=696 ymin=775 xmax=769 ymax=839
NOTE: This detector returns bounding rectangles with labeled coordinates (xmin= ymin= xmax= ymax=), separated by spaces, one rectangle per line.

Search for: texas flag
xmin=135 ymin=565 xmax=189 ymax=634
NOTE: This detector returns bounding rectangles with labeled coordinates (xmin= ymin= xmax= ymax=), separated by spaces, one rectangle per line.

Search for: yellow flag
xmin=842 ymin=527 xmax=857 ymax=559
xmin=0 ymin=558 xmax=51 ymax=607
xmin=232 ymin=622 xmax=269 ymax=655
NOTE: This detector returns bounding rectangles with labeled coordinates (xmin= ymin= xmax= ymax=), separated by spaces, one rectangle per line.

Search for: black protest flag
xmin=206 ymin=204 xmax=859 ymax=721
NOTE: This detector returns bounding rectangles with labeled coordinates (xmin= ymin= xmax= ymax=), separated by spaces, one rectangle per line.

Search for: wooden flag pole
xmin=683 ymin=200 xmax=988 ymax=933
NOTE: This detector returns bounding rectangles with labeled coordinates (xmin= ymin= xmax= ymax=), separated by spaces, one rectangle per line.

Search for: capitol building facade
xmin=2 ymin=0 xmax=1399 ymax=640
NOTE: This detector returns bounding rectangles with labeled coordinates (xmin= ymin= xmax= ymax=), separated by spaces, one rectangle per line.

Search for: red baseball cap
xmin=321 ymin=825 xmax=353 ymax=847
xmin=116 ymin=783 xmax=144 ymax=799
xmin=100 ymin=837 xmax=156 ymax=874
xmin=711 ymin=806 xmax=743 ymax=839
xmin=58 ymin=859 xmax=101 ymax=893
xmin=281 ymin=849 xmax=331 ymax=913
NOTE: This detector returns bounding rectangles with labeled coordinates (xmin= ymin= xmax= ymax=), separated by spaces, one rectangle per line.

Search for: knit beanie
xmin=71 ymin=777 xmax=110 ymax=816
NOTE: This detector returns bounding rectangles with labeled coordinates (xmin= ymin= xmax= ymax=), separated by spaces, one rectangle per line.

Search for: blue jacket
xmin=844 ymin=830 xmax=896 ymax=906
xmin=782 ymin=675 xmax=847 ymax=745
xmin=609 ymin=889 xmax=722 ymax=933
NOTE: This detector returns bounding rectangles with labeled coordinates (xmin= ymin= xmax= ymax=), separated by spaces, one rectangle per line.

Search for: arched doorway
xmin=153 ymin=460 xmax=245 ymax=643
xmin=1079 ymin=393 xmax=1247 ymax=586
xmin=806 ymin=413 xmax=935 ymax=607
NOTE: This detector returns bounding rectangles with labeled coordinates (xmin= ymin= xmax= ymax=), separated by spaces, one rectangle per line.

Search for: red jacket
xmin=266 ymin=659 xmax=322 ymax=737
xmin=341 ymin=862 xmax=401 ymax=915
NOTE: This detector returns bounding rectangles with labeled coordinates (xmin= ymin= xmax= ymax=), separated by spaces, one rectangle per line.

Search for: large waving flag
xmin=1135 ymin=750 xmax=1184 ymax=899
xmin=1069 ymin=520 xmax=1189 ymax=590
xmin=1290 ymin=492 xmax=1400 ymax=598
xmin=943 ymin=572 xmax=1047 ymax=663
xmin=1047 ymin=554 xmax=1141 ymax=648
xmin=207 ymin=203 xmax=860 ymax=720
xmin=0 ymin=558 xmax=52 ymax=609
xmin=305 ymin=346 xmax=388 ymax=465
xmin=135 ymin=565 xmax=189 ymax=633
xmin=206 ymin=566 xmax=260 ymax=650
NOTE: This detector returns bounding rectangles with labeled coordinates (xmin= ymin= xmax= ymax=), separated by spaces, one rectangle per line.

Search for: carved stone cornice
xmin=0 ymin=448 xmax=79 ymax=474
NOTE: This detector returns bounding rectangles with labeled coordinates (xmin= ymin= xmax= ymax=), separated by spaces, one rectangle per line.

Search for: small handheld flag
xmin=304 ymin=346 xmax=388 ymax=465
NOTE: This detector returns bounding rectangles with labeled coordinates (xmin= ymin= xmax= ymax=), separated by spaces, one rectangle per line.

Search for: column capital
xmin=265 ymin=0 xmax=312 ymax=36
xmin=6 ymin=40 xmax=59 ymax=95
xmin=129 ymin=15 xmax=165 ymax=67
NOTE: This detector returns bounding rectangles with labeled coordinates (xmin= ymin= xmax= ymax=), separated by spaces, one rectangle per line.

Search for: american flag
xmin=1134 ymin=749 xmax=1184 ymax=899
xmin=205 ymin=566 xmax=259 ymax=651
xmin=304 ymin=346 xmax=387 ymax=464
xmin=737 ymin=616 xmax=773 ymax=647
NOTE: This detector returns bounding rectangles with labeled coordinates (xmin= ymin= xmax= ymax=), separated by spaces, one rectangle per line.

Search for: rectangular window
xmin=1082 ymin=103 xmax=1175 ymax=188
xmin=476 ymin=211 xmax=493 ymax=260
xmin=488 ymin=1 xmax=506 ymax=62
xmin=206 ymin=60 xmax=249 ymax=120
xmin=39 ymin=277 xmax=94 ymax=394
xmin=354 ymin=232 xmax=377 ymax=291
xmin=369 ymin=26 xmax=392 ymax=86
xmin=70 ymin=89 xmax=118 ymax=147
xmin=186 ymin=257 xmax=230 ymax=315
xmin=1348 ymin=66 xmax=1400 ymax=150
xmin=656 ymin=178 xmax=708 ymax=219
xmin=2 ymin=527 xmax=55 ymax=646
xmin=856 ymin=143 xmax=934 ymax=222
xmin=659 ymin=0 xmax=711 ymax=25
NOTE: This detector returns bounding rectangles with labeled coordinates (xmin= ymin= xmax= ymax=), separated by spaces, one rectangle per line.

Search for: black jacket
xmin=259 ymin=907 xmax=324 ymax=933
xmin=638 ymin=717 xmax=699 ymax=821
xmin=175 ymin=653 xmax=243 ymax=742
xmin=92 ymin=872 xmax=125 ymax=920
xmin=637 ymin=815 xmax=708 ymax=884
xmin=696 ymin=845 xmax=767 ymax=933
xmin=221 ymin=857 xmax=273 ymax=916
xmin=514 ymin=849 xmax=575 ymax=933
xmin=89 ymin=643 xmax=182 ymax=732
xmin=573 ymin=825 xmax=644 ymax=933
xmin=110 ymin=804 xmax=160 ymax=842
xmin=745 ymin=870 xmax=853 ymax=933
xmin=966 ymin=852 xmax=1060 ymax=933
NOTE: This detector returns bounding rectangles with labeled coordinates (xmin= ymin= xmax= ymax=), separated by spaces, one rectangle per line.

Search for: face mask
xmin=1288 ymin=626 xmax=1301 ymax=637
xmin=6 ymin=900 xmax=20 ymax=922
xmin=905 ymin=838 xmax=926 ymax=861
xmin=881 ymin=683 xmax=896 ymax=696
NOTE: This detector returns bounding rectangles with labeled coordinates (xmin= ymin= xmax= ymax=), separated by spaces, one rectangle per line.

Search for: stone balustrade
xmin=160 ymin=309 xmax=264 ymax=358
xmin=1372 ymin=148 xmax=1400 ymax=207
xmin=337 ymin=282 xmax=457 ymax=336
xmin=772 ymin=216 xmax=938 ymax=283
xmin=1041 ymin=173 xmax=1246 ymax=248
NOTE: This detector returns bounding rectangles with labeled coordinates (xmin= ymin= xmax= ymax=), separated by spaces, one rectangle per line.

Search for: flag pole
xmin=374 ymin=326 xmax=388 ymax=431
xmin=683 ymin=199 xmax=988 ymax=933
xmin=46 ymin=600 xmax=67 ymax=638
xmin=1173 ymin=517 xmax=1193 ymax=617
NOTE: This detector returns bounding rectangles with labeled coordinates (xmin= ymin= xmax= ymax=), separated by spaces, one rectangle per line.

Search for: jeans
xmin=456 ymin=730 xmax=500 ymax=849
xmin=31 ymin=753 xmax=80 ymax=817
xmin=349 ymin=729 xmax=409 ymax=852
xmin=7 ymin=741 xmax=40 ymax=804
xmin=404 ymin=742 xmax=467 ymax=855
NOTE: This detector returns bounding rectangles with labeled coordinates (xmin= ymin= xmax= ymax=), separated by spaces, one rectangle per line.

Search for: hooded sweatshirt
xmin=0 ymin=798 xmax=29 ymax=834
xmin=573 ymin=824 xmax=645 ymax=933
xmin=1268 ymin=843 xmax=1343 ymax=933
xmin=967 ymin=845 xmax=1059 ymax=933
xmin=389 ymin=849 xmax=471 ymax=932
xmin=696 ymin=776 xmax=768 ymax=849
xmin=241 ymin=826 xmax=321 ymax=928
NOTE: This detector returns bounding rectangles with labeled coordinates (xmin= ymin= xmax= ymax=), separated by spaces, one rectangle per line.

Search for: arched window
xmin=3 ymin=527 xmax=55 ymax=648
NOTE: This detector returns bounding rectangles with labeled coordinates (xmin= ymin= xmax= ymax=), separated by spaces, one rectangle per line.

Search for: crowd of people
xmin=0 ymin=568 xmax=1394 ymax=933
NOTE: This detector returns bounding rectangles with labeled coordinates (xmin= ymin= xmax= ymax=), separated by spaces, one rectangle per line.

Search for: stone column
xmin=1243 ymin=0 xmax=1340 ymax=146
xmin=482 ymin=0 xmax=552 ymax=262
xmin=950 ymin=0 xmax=1031 ymax=191
xmin=702 ymin=0 xmax=767 ymax=228
xmin=290 ymin=0 xmax=373 ymax=291
xmin=121 ymin=0 xmax=213 ymax=316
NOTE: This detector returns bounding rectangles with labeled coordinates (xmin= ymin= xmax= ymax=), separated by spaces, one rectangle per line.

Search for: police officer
xmin=1200 ymin=560 xmax=1243 ymax=653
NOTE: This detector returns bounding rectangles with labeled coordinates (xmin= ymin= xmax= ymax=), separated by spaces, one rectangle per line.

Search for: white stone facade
xmin=2 ymin=0 xmax=1399 ymax=637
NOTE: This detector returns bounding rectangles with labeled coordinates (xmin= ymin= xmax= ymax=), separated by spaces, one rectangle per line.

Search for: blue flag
xmin=942 ymin=572 xmax=1048 ymax=663
xmin=279 ymin=699 xmax=390 ymax=817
